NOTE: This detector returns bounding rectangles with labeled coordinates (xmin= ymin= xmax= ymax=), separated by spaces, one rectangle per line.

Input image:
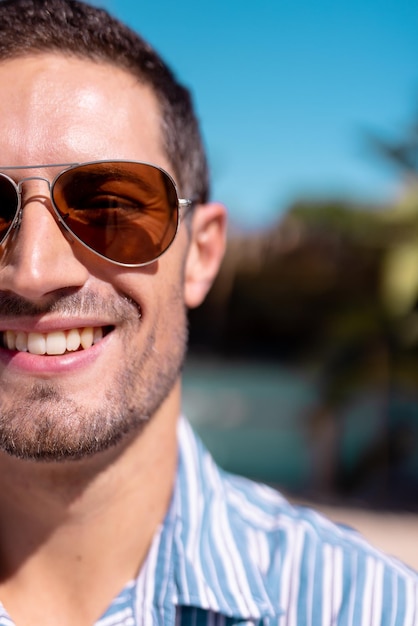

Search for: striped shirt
xmin=0 ymin=417 xmax=417 ymax=625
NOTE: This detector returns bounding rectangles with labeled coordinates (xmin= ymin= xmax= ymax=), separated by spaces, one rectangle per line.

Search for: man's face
xmin=0 ymin=54 xmax=191 ymax=460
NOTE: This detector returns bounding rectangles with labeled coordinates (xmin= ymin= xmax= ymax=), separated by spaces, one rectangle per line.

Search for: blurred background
xmin=98 ymin=0 xmax=418 ymax=513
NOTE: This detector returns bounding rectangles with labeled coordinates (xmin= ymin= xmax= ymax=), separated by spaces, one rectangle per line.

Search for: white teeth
xmin=5 ymin=330 xmax=15 ymax=350
xmin=2 ymin=327 xmax=105 ymax=355
xmin=93 ymin=327 xmax=103 ymax=344
xmin=15 ymin=332 xmax=28 ymax=352
xmin=66 ymin=328 xmax=81 ymax=352
xmin=46 ymin=331 xmax=67 ymax=356
xmin=80 ymin=327 xmax=93 ymax=350
xmin=27 ymin=332 xmax=46 ymax=355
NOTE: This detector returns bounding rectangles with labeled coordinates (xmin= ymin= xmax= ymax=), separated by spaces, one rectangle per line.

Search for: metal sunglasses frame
xmin=0 ymin=160 xmax=194 ymax=267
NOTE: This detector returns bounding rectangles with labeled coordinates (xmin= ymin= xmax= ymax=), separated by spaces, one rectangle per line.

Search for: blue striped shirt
xmin=0 ymin=417 xmax=417 ymax=625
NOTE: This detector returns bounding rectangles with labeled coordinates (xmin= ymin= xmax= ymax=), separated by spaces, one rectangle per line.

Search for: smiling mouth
xmin=1 ymin=326 xmax=112 ymax=355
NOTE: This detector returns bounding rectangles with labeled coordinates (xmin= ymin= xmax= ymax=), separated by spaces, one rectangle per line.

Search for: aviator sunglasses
xmin=0 ymin=160 xmax=194 ymax=267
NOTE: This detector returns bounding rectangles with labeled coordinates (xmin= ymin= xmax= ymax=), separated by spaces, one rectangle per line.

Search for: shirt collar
xmin=158 ymin=417 xmax=283 ymax=621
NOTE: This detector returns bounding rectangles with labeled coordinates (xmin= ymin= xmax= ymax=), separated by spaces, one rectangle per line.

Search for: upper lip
xmin=0 ymin=317 xmax=114 ymax=333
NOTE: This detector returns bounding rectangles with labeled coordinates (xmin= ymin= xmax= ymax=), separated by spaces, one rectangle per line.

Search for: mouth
xmin=1 ymin=326 xmax=113 ymax=355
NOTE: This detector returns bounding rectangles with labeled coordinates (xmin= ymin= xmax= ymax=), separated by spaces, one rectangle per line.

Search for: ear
xmin=184 ymin=202 xmax=227 ymax=308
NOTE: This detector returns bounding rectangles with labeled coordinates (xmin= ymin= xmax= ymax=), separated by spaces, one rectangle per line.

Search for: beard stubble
xmin=0 ymin=287 xmax=188 ymax=461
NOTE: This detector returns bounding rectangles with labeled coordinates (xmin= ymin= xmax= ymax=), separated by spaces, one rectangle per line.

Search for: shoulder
xmin=177 ymin=419 xmax=418 ymax=624
xmin=221 ymin=469 xmax=418 ymax=622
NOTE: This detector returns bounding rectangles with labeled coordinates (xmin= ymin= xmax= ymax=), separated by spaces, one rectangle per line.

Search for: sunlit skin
xmin=0 ymin=54 xmax=226 ymax=625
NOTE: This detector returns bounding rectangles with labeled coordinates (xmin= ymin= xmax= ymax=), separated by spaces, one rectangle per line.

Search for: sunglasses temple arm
xmin=179 ymin=198 xmax=195 ymax=222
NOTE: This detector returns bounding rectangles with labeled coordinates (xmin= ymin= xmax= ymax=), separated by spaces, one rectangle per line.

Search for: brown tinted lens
xmin=52 ymin=162 xmax=179 ymax=265
xmin=0 ymin=175 xmax=19 ymax=244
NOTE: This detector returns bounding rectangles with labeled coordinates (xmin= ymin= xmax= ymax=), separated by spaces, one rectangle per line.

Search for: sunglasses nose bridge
xmin=0 ymin=175 xmax=61 ymax=247
xmin=14 ymin=175 xmax=53 ymax=224
xmin=16 ymin=175 xmax=52 ymax=195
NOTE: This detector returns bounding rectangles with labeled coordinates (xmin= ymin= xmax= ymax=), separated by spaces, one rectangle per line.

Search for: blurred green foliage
xmin=188 ymin=122 xmax=418 ymax=509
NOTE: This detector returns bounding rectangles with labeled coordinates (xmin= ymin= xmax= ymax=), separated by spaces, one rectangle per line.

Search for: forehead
xmin=0 ymin=53 xmax=170 ymax=172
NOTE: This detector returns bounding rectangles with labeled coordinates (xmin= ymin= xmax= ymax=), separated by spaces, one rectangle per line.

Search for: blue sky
xmin=95 ymin=0 xmax=418 ymax=230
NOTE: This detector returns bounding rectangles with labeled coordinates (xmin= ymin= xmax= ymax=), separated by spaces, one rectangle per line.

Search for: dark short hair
xmin=0 ymin=0 xmax=209 ymax=202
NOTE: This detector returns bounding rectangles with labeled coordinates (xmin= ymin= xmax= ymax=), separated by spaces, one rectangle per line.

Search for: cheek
xmin=95 ymin=226 xmax=190 ymax=336
xmin=113 ymin=257 xmax=187 ymax=326
xmin=111 ymin=234 xmax=189 ymax=303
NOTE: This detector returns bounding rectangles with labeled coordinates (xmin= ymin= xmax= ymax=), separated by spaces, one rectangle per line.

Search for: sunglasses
xmin=0 ymin=160 xmax=194 ymax=267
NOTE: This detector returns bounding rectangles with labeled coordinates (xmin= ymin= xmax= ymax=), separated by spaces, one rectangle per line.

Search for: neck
xmin=0 ymin=382 xmax=180 ymax=625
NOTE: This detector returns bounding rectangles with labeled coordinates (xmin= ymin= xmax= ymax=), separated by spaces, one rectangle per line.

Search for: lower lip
xmin=0 ymin=333 xmax=112 ymax=375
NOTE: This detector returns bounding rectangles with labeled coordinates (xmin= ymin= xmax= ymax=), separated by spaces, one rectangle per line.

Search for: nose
xmin=0 ymin=181 xmax=89 ymax=302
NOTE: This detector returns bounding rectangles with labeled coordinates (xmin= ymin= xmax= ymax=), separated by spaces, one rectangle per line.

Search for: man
xmin=0 ymin=1 xmax=415 ymax=624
